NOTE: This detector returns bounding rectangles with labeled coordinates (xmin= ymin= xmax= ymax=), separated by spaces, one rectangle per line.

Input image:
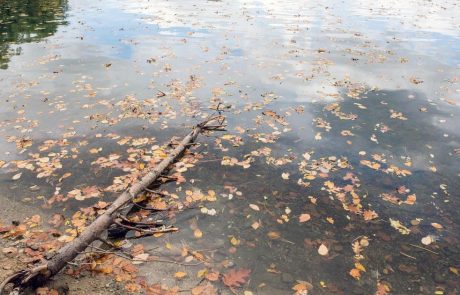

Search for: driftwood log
xmin=0 ymin=117 xmax=224 ymax=294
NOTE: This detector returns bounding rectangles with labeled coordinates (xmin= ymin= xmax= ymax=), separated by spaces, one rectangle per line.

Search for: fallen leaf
xmin=205 ymin=272 xmax=220 ymax=281
xmin=222 ymin=268 xmax=251 ymax=288
xmin=191 ymin=284 xmax=217 ymax=295
xmin=405 ymin=194 xmax=416 ymax=205
xmin=12 ymin=173 xmax=22 ymax=180
xmin=267 ymin=231 xmax=280 ymax=240
xmin=174 ymin=271 xmax=187 ymax=279
xmin=299 ymin=214 xmax=311 ymax=223
xmin=363 ymin=210 xmax=378 ymax=221
xmin=421 ymin=235 xmax=433 ymax=245
xmin=230 ymin=236 xmax=240 ymax=246
xmin=194 ymin=229 xmax=203 ymax=238
xmin=249 ymin=204 xmax=260 ymax=211
xmin=389 ymin=218 xmax=411 ymax=235
xmin=349 ymin=268 xmax=361 ymax=280
xmin=318 ymin=244 xmax=329 ymax=256
xmin=251 ymin=221 xmax=260 ymax=230
xmin=376 ymin=281 xmax=391 ymax=295
xmin=292 ymin=280 xmax=313 ymax=293
xmin=431 ymin=223 xmax=443 ymax=229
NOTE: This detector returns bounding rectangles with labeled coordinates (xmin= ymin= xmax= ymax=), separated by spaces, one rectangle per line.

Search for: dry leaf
xmin=205 ymin=272 xmax=220 ymax=281
xmin=249 ymin=204 xmax=260 ymax=211
xmin=191 ymin=284 xmax=217 ymax=295
xmin=318 ymin=244 xmax=329 ymax=256
xmin=222 ymin=268 xmax=251 ymax=288
xmin=421 ymin=235 xmax=434 ymax=245
xmin=267 ymin=231 xmax=280 ymax=240
xmin=174 ymin=271 xmax=187 ymax=279
xmin=194 ymin=229 xmax=203 ymax=238
xmin=299 ymin=214 xmax=311 ymax=223
xmin=431 ymin=223 xmax=443 ymax=229
xmin=12 ymin=173 xmax=22 ymax=180
xmin=389 ymin=218 xmax=410 ymax=235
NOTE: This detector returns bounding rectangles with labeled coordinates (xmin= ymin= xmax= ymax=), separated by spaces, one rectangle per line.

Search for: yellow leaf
xmin=389 ymin=218 xmax=410 ymax=235
xmin=197 ymin=268 xmax=208 ymax=278
xmin=194 ymin=229 xmax=203 ymax=238
xmin=230 ymin=236 xmax=240 ymax=246
xmin=355 ymin=262 xmax=366 ymax=272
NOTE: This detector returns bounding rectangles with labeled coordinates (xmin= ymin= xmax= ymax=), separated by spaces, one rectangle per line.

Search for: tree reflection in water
xmin=0 ymin=0 xmax=68 ymax=69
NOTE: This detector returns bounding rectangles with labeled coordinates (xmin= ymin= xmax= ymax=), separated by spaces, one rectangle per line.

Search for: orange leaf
xmin=349 ymin=268 xmax=361 ymax=280
xmin=299 ymin=214 xmax=311 ymax=223
xmin=205 ymin=272 xmax=220 ymax=281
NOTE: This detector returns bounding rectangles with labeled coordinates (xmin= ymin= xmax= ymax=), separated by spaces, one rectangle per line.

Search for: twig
xmin=400 ymin=251 xmax=416 ymax=260
xmin=114 ymin=219 xmax=178 ymax=234
xmin=408 ymin=243 xmax=439 ymax=255
xmin=152 ymin=258 xmax=203 ymax=266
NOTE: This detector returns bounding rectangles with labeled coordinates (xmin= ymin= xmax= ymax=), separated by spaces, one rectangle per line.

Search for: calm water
xmin=1 ymin=0 xmax=460 ymax=294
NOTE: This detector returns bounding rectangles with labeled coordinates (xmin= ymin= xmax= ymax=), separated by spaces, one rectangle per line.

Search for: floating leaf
xmin=12 ymin=173 xmax=22 ymax=180
xmin=421 ymin=235 xmax=434 ymax=245
xmin=318 ymin=244 xmax=329 ymax=256
xmin=230 ymin=236 xmax=240 ymax=246
xmin=194 ymin=229 xmax=203 ymax=238
xmin=431 ymin=223 xmax=443 ymax=229
xmin=205 ymin=272 xmax=220 ymax=281
xmin=389 ymin=218 xmax=410 ymax=235
xmin=251 ymin=221 xmax=260 ymax=230
xmin=222 ymin=268 xmax=251 ymax=288
xmin=249 ymin=204 xmax=260 ymax=211
xmin=267 ymin=231 xmax=280 ymax=240
xmin=174 ymin=271 xmax=187 ymax=279
xmin=299 ymin=214 xmax=311 ymax=223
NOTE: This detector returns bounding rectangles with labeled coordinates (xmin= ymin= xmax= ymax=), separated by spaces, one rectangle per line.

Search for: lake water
xmin=1 ymin=0 xmax=459 ymax=294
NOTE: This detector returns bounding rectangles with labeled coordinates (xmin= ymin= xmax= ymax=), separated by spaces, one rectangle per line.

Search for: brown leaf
xmin=48 ymin=214 xmax=65 ymax=228
xmin=222 ymin=268 xmax=251 ymax=288
xmin=191 ymin=284 xmax=217 ymax=295
xmin=267 ymin=231 xmax=280 ymax=240
xmin=376 ymin=281 xmax=391 ymax=295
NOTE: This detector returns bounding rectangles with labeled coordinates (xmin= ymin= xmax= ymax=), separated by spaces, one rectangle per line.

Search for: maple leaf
xmin=376 ymin=281 xmax=390 ymax=295
xmin=222 ymin=268 xmax=251 ymax=288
